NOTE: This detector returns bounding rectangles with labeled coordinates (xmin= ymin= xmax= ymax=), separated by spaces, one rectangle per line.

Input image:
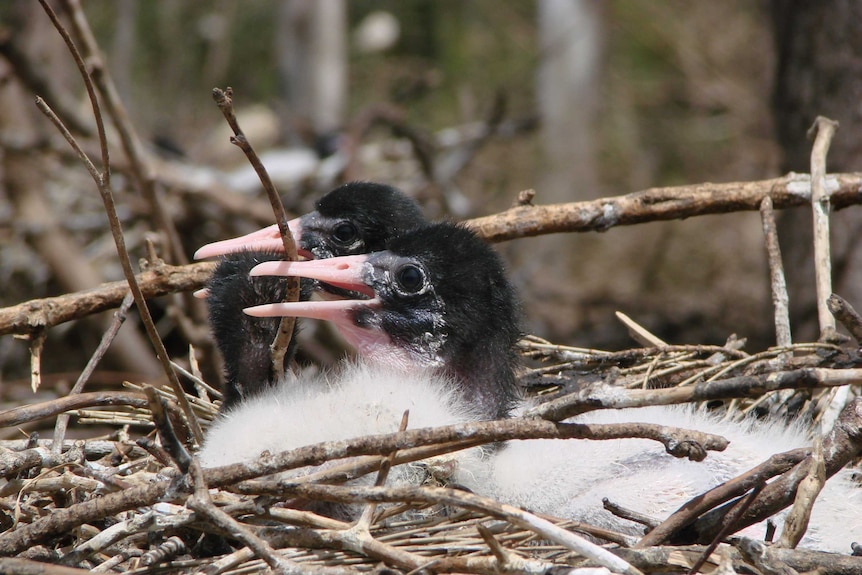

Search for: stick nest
xmin=1 ymin=332 xmax=860 ymax=575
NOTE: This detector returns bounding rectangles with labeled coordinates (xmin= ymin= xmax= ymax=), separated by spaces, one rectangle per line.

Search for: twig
xmin=0 ymin=261 xmax=214 ymax=337
xmin=615 ymin=543 xmax=862 ymax=575
xmin=186 ymin=459 xmax=307 ymax=575
xmin=615 ymin=311 xmax=668 ymax=347
xmin=0 ymin=415 xmax=729 ymax=556
xmin=0 ymin=443 xmax=84 ymax=480
xmin=52 ymin=292 xmax=135 ymax=454
xmin=59 ymin=510 xmax=156 ymax=566
xmin=637 ymin=450 xmax=805 ymax=548
xmin=8 ymin=172 xmax=862 ymax=338
xmin=288 ymin=483 xmax=646 ymax=575
xmin=212 ymin=87 xmax=300 ymax=382
xmin=466 ymin=172 xmax=862 ymax=243
xmin=143 ymin=386 xmax=191 ymax=473
xmin=526 ymin=367 xmax=862 ymax=422
xmin=27 ymin=330 xmax=47 ymax=393
xmin=0 ymin=440 xmax=141 ymax=460
xmin=807 ymin=116 xmax=839 ymax=338
xmin=34 ymin=0 xmax=203 ymax=444
xmin=686 ymin=484 xmax=764 ymax=575
xmin=776 ymin=441 xmax=825 ymax=548
xmin=602 ymin=498 xmax=660 ymax=529
xmin=827 ymin=293 xmax=862 ymax=344
xmin=759 ymin=196 xmax=792 ymax=349
xmin=0 ymin=391 xmax=179 ymax=428
xmin=0 ymin=558 xmax=94 ymax=575
xmin=735 ymin=538 xmax=800 ymax=575
xmin=354 ymin=411 xmax=408 ymax=531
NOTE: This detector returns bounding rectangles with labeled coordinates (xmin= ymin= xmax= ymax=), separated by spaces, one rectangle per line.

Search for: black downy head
xmin=200 ymin=183 xmax=427 ymax=410
xmin=300 ymin=181 xmax=427 ymax=260
xmin=194 ymin=181 xmax=426 ymax=261
xmin=247 ymin=223 xmax=524 ymax=419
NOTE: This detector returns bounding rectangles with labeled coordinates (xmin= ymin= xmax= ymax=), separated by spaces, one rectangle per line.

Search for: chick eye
xmin=395 ymin=264 xmax=426 ymax=294
xmin=332 ymin=221 xmax=357 ymax=244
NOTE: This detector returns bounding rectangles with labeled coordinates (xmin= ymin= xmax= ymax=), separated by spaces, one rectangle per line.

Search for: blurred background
xmin=1 ymin=1 xmax=861 ymax=407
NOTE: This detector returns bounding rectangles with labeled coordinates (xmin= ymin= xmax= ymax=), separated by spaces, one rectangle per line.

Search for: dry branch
xmin=0 ymin=416 xmax=728 ymax=556
xmin=466 ymin=172 xmax=862 ymax=242
xmin=212 ymin=87 xmax=300 ymax=382
xmin=0 ymin=262 xmax=213 ymax=337
xmin=687 ymin=398 xmax=862 ymax=545
xmin=4 ymin=173 xmax=862 ymax=339
xmin=827 ymin=293 xmax=862 ymax=344
xmin=614 ymin=544 xmax=862 ymax=575
xmin=525 ymin=367 xmax=862 ymax=421
xmin=808 ymin=117 xmax=839 ymax=338
xmin=759 ymin=196 xmax=792 ymax=348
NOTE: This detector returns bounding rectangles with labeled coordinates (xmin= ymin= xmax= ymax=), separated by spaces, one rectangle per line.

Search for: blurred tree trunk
xmin=537 ymin=0 xmax=603 ymax=202
xmin=516 ymin=0 xmax=604 ymax=335
xmin=276 ymin=0 xmax=347 ymax=145
xmin=771 ymin=1 xmax=862 ymax=341
xmin=111 ymin=0 xmax=137 ymax=106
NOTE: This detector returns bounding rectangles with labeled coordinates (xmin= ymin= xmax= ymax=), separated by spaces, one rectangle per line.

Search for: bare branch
xmin=36 ymin=0 xmax=203 ymax=444
xmin=466 ymin=172 xmax=862 ymax=242
xmin=212 ymin=87 xmax=300 ymax=382
xmin=51 ymin=292 xmax=135 ymax=453
xmin=827 ymin=293 xmax=862 ymax=344
xmin=760 ymin=196 xmax=792 ymax=348
xmin=526 ymin=367 xmax=862 ymax=422
xmin=807 ymin=116 xmax=840 ymax=338
xmin=0 ymin=262 xmax=213 ymax=337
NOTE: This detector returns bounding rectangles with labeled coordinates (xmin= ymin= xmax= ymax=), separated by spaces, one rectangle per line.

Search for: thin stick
xmin=212 ymin=87 xmax=300 ymax=382
xmin=526 ymin=367 xmax=862 ymax=422
xmin=467 ymin=172 xmax=862 ymax=242
xmin=807 ymin=116 xmax=839 ymax=338
xmin=827 ymin=293 xmax=862 ymax=344
xmin=36 ymin=0 xmax=203 ymax=444
xmin=615 ymin=311 xmax=668 ymax=347
xmin=27 ymin=330 xmax=47 ymax=393
xmin=290 ymin=483 xmax=645 ymax=575
xmin=52 ymin=292 xmax=135 ymax=453
xmin=0 ymin=261 xmax=213 ymax=337
xmin=759 ymin=196 xmax=792 ymax=349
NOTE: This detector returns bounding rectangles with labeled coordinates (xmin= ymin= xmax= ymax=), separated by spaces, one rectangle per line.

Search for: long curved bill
xmin=244 ymin=297 xmax=379 ymax=322
xmin=193 ymin=218 xmax=308 ymax=260
xmin=244 ymin=254 xmax=377 ymax=319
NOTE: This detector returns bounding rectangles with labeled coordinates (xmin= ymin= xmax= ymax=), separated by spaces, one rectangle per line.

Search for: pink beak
xmin=193 ymin=218 xmax=309 ymax=260
xmin=244 ymin=254 xmax=379 ymax=320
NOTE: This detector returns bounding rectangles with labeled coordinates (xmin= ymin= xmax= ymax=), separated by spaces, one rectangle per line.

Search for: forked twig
xmin=212 ymin=87 xmax=300 ymax=382
xmin=35 ymin=0 xmax=203 ymax=444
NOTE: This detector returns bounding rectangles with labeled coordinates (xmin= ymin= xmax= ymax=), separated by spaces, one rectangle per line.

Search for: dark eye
xmin=332 ymin=221 xmax=357 ymax=244
xmin=396 ymin=264 xmax=426 ymax=294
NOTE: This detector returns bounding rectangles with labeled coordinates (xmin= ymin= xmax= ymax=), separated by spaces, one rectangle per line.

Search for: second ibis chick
xmin=199 ymin=182 xmax=428 ymax=410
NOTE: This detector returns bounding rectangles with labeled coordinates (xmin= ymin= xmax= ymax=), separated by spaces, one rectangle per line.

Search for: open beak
xmin=193 ymin=218 xmax=311 ymax=260
xmin=244 ymin=254 xmax=379 ymax=321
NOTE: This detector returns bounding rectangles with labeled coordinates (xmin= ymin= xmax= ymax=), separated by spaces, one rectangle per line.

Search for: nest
xmin=1 ymin=325 xmax=861 ymax=575
xmin=1 ymin=6 xmax=861 ymax=574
